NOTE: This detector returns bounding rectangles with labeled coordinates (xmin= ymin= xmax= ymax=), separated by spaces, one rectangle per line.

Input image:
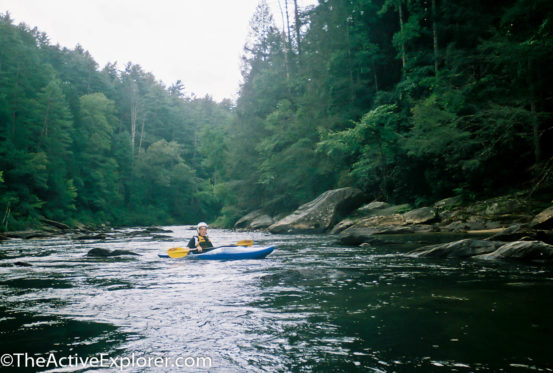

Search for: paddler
xmin=187 ymin=222 xmax=214 ymax=253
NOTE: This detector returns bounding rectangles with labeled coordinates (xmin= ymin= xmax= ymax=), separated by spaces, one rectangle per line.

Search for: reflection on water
xmin=1 ymin=226 xmax=552 ymax=372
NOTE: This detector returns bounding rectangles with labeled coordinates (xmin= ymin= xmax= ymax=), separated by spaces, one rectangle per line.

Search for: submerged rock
xmin=87 ymin=248 xmax=140 ymax=257
xmin=408 ymin=239 xmax=501 ymax=258
xmin=13 ymin=261 xmax=33 ymax=267
xmin=269 ymin=187 xmax=364 ymax=233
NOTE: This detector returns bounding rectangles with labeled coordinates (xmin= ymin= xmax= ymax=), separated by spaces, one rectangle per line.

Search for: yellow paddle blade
xmin=167 ymin=247 xmax=191 ymax=258
xmin=236 ymin=239 xmax=253 ymax=247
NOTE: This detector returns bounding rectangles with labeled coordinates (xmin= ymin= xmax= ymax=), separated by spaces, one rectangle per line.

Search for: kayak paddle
xmin=166 ymin=239 xmax=253 ymax=258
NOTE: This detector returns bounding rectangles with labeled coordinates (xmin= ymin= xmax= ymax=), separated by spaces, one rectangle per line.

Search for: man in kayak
xmin=187 ymin=222 xmax=214 ymax=253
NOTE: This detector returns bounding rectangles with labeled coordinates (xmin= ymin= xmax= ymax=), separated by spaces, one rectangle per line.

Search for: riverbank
xmin=233 ymin=188 xmax=553 ymax=263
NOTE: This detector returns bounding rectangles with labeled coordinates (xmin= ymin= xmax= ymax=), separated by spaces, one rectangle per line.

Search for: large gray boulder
xmin=268 ymin=187 xmax=364 ymax=233
xmin=408 ymin=239 xmax=501 ymax=258
xmin=475 ymin=241 xmax=553 ymax=262
xmin=530 ymin=206 xmax=553 ymax=229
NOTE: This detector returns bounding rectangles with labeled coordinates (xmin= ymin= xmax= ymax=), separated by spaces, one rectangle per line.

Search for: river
xmin=1 ymin=226 xmax=552 ymax=372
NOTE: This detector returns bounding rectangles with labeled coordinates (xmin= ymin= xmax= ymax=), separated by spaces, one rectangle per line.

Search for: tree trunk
xmin=346 ymin=20 xmax=355 ymax=103
xmin=398 ymin=0 xmax=406 ymax=70
xmin=10 ymin=63 xmax=21 ymax=139
xmin=293 ymin=0 xmax=302 ymax=61
xmin=37 ymin=93 xmax=51 ymax=151
xmin=138 ymin=117 xmax=146 ymax=154
xmin=372 ymin=58 xmax=379 ymax=91
xmin=130 ymin=81 xmax=138 ymax=158
xmin=432 ymin=0 xmax=439 ymax=76
xmin=528 ymin=57 xmax=540 ymax=163
xmin=284 ymin=0 xmax=292 ymax=53
xmin=277 ymin=0 xmax=291 ymax=83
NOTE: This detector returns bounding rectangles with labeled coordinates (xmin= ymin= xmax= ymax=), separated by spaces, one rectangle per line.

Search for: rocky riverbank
xmin=234 ymin=188 xmax=553 ymax=264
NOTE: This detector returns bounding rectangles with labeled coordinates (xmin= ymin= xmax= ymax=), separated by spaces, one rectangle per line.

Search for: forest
xmin=1 ymin=0 xmax=552 ymax=231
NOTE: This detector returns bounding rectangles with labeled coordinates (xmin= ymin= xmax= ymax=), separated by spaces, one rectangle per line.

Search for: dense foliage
xmin=1 ymin=0 xmax=553 ymax=230
xmin=0 ymin=13 xmax=231 ymax=230
xmin=217 ymin=0 xmax=553 ymax=225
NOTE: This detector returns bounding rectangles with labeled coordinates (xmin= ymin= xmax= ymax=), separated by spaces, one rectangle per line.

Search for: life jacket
xmin=193 ymin=235 xmax=213 ymax=249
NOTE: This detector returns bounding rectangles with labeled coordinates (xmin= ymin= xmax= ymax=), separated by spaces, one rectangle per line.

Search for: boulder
xmin=408 ymin=239 xmax=501 ymax=258
xmin=475 ymin=241 xmax=553 ymax=262
xmin=403 ymin=207 xmax=438 ymax=224
xmin=87 ymin=248 xmax=140 ymax=257
xmin=250 ymin=215 xmax=274 ymax=229
xmin=234 ymin=210 xmax=266 ymax=228
xmin=442 ymin=221 xmax=470 ymax=233
xmin=433 ymin=196 xmax=462 ymax=210
xmin=530 ymin=206 xmax=553 ymax=229
xmin=338 ymin=226 xmax=414 ymax=245
xmin=14 ymin=261 xmax=33 ymax=267
xmin=268 ymin=187 xmax=364 ymax=233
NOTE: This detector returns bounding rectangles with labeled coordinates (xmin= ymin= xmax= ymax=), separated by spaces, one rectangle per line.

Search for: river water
xmin=1 ymin=226 xmax=552 ymax=372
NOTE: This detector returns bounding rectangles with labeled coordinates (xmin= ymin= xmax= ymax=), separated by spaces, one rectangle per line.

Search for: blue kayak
xmin=158 ymin=246 xmax=274 ymax=260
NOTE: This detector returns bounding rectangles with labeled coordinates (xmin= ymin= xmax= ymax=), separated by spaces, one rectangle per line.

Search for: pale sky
xmin=0 ymin=0 xmax=316 ymax=102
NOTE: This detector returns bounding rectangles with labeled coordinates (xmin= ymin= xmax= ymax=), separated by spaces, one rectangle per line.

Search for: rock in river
xmin=87 ymin=248 xmax=140 ymax=257
xmin=269 ymin=187 xmax=364 ymax=233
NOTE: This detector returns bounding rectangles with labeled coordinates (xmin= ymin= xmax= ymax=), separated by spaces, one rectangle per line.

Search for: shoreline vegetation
xmin=3 ymin=187 xmax=553 ymax=265
xmin=2 ymin=1 xmax=553 ymax=239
